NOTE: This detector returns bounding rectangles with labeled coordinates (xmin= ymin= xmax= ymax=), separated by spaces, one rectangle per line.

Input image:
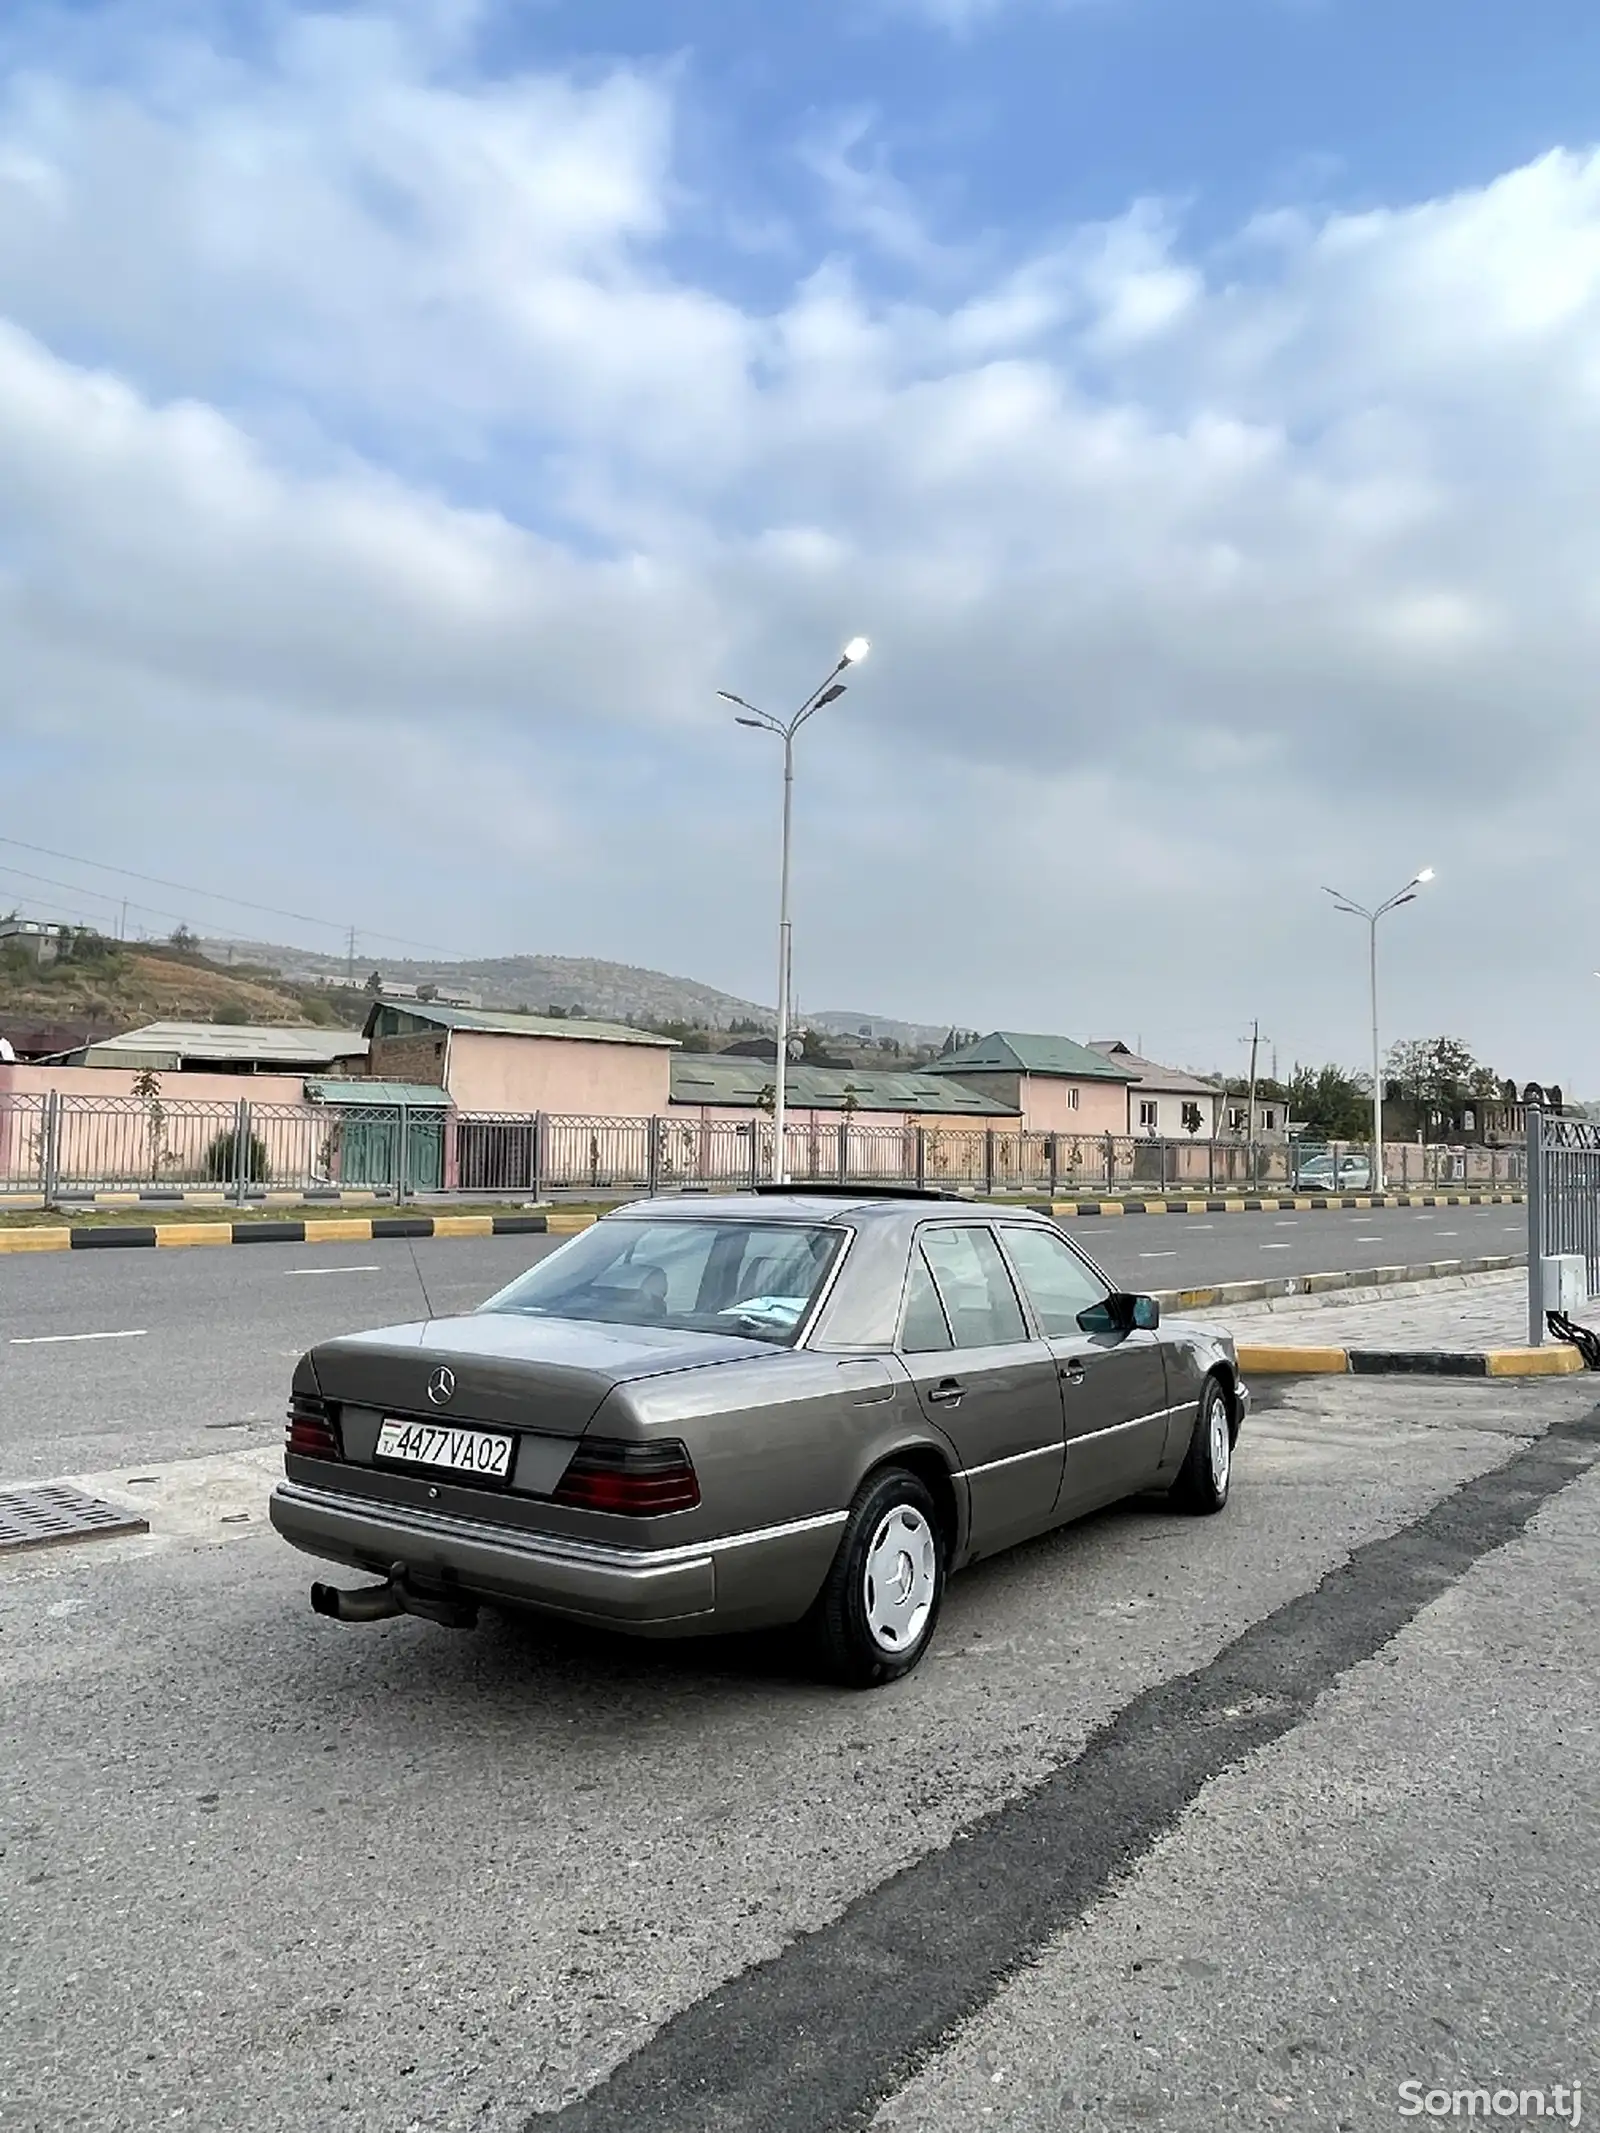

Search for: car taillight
xmin=286 ymin=1395 xmax=341 ymax=1462
xmin=552 ymin=1437 xmax=700 ymax=1514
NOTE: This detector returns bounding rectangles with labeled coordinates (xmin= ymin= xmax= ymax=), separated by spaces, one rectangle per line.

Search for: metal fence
xmin=1526 ymin=1107 xmax=1600 ymax=1341
xmin=0 ymin=1088 xmax=1532 ymax=1204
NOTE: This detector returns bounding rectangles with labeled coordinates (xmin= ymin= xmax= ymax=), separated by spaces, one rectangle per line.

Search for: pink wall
xmin=1019 ymin=1075 xmax=1129 ymax=1136
xmin=443 ymin=1032 xmax=673 ymax=1116
xmin=0 ymin=1062 xmax=311 ymax=1104
xmin=930 ymin=1069 xmax=1128 ymax=1136
xmin=0 ymin=1063 xmax=328 ymax=1191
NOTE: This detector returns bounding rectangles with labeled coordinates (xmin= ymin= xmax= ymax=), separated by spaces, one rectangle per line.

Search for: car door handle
xmin=1059 ymin=1364 xmax=1087 ymax=1386
xmin=926 ymin=1379 xmax=965 ymax=1406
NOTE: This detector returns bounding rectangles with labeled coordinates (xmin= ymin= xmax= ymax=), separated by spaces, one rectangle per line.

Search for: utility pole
xmin=345 ymin=925 xmax=357 ymax=989
xmin=1243 ymin=1020 xmax=1267 ymax=1189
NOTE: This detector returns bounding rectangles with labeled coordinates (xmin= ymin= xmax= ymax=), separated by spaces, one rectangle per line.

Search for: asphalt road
xmin=3 ymin=1375 xmax=1596 ymax=2133
xmin=0 ymin=1204 xmax=1527 ymax=1483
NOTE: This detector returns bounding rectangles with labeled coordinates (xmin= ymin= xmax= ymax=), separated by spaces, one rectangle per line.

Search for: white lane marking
xmin=9 ymin=1328 xmax=148 ymax=1347
xmin=284 ymin=1265 xmax=382 ymax=1276
xmin=1436 ymin=1230 xmax=1458 ymax=1237
xmin=1139 ymin=1251 xmax=1177 ymax=1259
xmin=1413 ymin=1213 xmax=1435 ymax=1220
xmin=1259 ymin=1243 xmax=1293 ymax=1251
xmin=1355 ymin=1235 xmax=1384 ymax=1242
xmin=1274 ymin=1218 xmax=1299 ymax=1226
xmin=1185 ymin=1223 xmax=1215 ymax=1230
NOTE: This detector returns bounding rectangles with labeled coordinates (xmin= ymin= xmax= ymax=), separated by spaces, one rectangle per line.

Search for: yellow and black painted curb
xmin=1043 ymin=1191 xmax=1525 ymax=1217
xmin=1236 ymin=1341 xmax=1584 ymax=1378
xmin=0 ymin=1211 xmax=599 ymax=1254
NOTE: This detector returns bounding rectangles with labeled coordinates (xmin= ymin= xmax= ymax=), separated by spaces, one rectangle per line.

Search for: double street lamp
xmin=720 ymin=636 xmax=871 ymax=1184
xmin=1322 ymin=868 xmax=1435 ymax=1189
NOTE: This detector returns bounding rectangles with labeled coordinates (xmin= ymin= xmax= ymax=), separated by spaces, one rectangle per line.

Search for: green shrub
xmin=204 ymin=1128 xmax=271 ymax=1184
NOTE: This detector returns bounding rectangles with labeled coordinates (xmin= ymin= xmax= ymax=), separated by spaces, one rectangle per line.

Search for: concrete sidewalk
xmin=1219 ymin=1269 xmax=1600 ymax=1377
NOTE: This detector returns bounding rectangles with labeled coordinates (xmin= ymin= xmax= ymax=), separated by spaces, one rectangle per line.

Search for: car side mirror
xmin=1075 ymin=1293 xmax=1160 ymax=1336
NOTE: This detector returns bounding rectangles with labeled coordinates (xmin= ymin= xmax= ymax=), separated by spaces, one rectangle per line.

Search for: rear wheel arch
xmin=859 ymin=1444 xmax=961 ymax=1561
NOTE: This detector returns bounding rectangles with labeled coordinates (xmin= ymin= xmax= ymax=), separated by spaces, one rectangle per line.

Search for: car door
xmin=897 ymin=1223 xmax=1065 ymax=1557
xmin=996 ymin=1224 xmax=1172 ymax=1517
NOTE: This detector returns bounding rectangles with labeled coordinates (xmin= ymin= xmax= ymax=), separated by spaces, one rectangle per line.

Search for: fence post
xmin=232 ymin=1101 xmax=249 ymax=1207
xmin=42 ymin=1090 xmax=61 ymax=1203
xmin=983 ymin=1130 xmax=995 ymax=1197
xmin=915 ymin=1126 xmax=927 ymax=1191
xmin=1526 ymin=1106 xmax=1544 ymax=1346
xmin=397 ymin=1103 xmax=411 ymax=1203
xmin=648 ymin=1115 xmax=661 ymax=1196
xmin=1104 ymin=1134 xmax=1114 ymax=1193
xmin=530 ymin=1113 xmax=544 ymax=1200
xmin=1047 ymin=1134 xmax=1058 ymax=1198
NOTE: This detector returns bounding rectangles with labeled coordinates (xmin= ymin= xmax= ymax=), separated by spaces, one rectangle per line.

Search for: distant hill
xmin=0 ymin=935 xmax=361 ymax=1046
xmin=198 ymin=939 xmax=955 ymax=1048
xmin=202 ymin=940 xmax=769 ymax=1030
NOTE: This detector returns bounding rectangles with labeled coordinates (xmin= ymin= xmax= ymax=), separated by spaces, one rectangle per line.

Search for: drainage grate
xmin=0 ymin=1482 xmax=150 ymax=1555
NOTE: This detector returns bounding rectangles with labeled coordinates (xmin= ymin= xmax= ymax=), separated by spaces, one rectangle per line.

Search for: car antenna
xmin=405 ymin=1235 xmax=437 ymax=1321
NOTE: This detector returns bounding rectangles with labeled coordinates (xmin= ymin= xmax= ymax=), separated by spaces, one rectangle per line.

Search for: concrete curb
xmin=1042 ymin=1191 xmax=1525 ymax=1216
xmin=1235 ymin=1341 xmax=1584 ymax=1378
xmin=0 ymin=1211 xmax=600 ymax=1253
xmin=1149 ymin=1253 xmax=1525 ymax=1315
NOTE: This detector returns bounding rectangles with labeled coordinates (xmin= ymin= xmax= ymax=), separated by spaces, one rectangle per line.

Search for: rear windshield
xmin=478 ymin=1219 xmax=844 ymax=1346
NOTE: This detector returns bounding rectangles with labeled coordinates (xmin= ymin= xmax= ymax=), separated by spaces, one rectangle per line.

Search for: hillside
xmin=0 ymin=936 xmax=369 ymax=1046
xmin=199 ymin=938 xmax=950 ymax=1047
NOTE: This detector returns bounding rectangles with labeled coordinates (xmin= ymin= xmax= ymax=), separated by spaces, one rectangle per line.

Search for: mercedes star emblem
xmin=426 ymin=1366 xmax=456 ymax=1407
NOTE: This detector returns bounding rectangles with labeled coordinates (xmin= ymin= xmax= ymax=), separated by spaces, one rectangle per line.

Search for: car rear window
xmin=478 ymin=1220 xmax=844 ymax=1345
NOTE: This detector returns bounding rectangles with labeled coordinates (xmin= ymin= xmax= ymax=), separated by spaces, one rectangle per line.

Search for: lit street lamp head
xmin=1416 ymin=866 xmax=1435 ymax=883
xmin=841 ymin=636 xmax=870 ymax=665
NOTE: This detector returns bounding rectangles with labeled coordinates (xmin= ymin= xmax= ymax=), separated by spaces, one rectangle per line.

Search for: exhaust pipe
xmin=310 ymin=1560 xmax=479 ymax=1630
xmin=311 ymin=1578 xmax=404 ymax=1622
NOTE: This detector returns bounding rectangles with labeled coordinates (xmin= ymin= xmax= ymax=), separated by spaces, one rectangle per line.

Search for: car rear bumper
xmin=269 ymin=1481 xmax=846 ymax=1636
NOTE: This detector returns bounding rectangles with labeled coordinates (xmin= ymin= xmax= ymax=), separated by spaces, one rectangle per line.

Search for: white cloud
xmin=1 ymin=12 xmax=1599 ymax=1076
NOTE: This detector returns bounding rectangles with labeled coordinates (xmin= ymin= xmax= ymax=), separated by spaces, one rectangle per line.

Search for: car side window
xmin=999 ymin=1225 xmax=1109 ymax=1338
xmin=899 ymin=1249 xmax=954 ymax=1353
xmin=919 ymin=1226 xmax=1028 ymax=1350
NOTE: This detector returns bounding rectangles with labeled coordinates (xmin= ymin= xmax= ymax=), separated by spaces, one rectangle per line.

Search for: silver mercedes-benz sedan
xmin=269 ymin=1186 xmax=1248 ymax=1686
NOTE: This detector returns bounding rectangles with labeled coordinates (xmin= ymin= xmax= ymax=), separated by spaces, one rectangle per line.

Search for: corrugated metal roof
xmin=80 ymin=1021 xmax=368 ymax=1067
xmin=923 ymin=1031 xmax=1138 ymax=1082
xmin=364 ymin=1002 xmax=674 ymax=1048
xmin=304 ymin=1078 xmax=452 ymax=1108
xmin=1086 ymin=1042 xmax=1221 ymax=1097
xmin=669 ymin=1055 xmax=1018 ymax=1115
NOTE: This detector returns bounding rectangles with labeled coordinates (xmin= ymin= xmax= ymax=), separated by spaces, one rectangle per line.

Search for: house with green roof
xmin=668 ymin=1053 xmax=1019 ymax=1125
xmin=923 ymin=1031 xmax=1139 ymax=1135
xmin=364 ymin=1000 xmax=676 ymax=1116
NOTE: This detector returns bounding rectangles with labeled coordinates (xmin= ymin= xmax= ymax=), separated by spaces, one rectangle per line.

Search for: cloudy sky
xmin=3 ymin=0 xmax=1599 ymax=1084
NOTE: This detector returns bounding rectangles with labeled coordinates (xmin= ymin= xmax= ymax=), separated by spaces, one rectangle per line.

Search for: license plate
xmin=375 ymin=1419 xmax=514 ymax=1481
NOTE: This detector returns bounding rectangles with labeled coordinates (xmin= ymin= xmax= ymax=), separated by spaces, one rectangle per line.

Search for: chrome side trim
xmin=273 ymin=1482 xmax=845 ymax=1571
xmin=1069 ymin=1405 xmax=1180 ymax=1444
xmin=958 ymin=1443 xmax=1064 ymax=1480
xmin=699 ymin=1509 xmax=850 ymax=1558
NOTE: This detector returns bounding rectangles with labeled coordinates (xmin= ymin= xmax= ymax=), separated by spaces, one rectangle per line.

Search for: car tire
xmin=1170 ymin=1375 xmax=1233 ymax=1515
xmin=810 ymin=1467 xmax=947 ymax=1689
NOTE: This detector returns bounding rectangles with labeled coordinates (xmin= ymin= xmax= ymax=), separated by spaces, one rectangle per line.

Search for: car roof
xmin=599 ymin=1190 xmax=1053 ymax=1227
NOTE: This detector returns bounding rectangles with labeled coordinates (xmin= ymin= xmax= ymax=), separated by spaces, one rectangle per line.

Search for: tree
xmin=131 ymin=1068 xmax=167 ymax=1180
xmin=1288 ymin=1063 xmax=1372 ymax=1141
xmin=1384 ymin=1036 xmax=1479 ymax=1107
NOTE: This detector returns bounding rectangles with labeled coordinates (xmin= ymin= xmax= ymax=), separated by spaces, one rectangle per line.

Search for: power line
xmin=0 ymin=834 xmax=462 ymax=957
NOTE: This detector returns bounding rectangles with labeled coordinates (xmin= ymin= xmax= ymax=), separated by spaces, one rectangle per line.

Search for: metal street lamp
xmin=719 ymin=637 xmax=870 ymax=1185
xmin=1322 ymin=867 xmax=1435 ymax=1190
